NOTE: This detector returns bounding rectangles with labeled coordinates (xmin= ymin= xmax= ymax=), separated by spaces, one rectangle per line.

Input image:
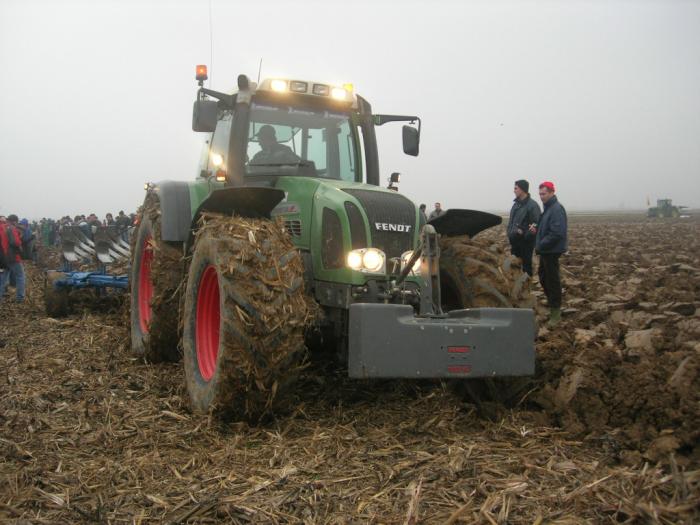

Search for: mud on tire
xmin=439 ymin=235 xmax=534 ymax=310
xmin=129 ymin=197 xmax=183 ymax=362
xmin=440 ymin=234 xmax=535 ymax=408
xmin=182 ymin=213 xmax=318 ymax=420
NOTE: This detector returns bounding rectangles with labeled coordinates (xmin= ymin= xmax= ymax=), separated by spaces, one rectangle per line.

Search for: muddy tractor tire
xmin=439 ymin=235 xmax=535 ymax=409
xmin=182 ymin=213 xmax=317 ymax=420
xmin=45 ymin=270 xmax=70 ymax=318
xmin=129 ymin=199 xmax=183 ymax=362
xmin=439 ymin=235 xmax=534 ymax=311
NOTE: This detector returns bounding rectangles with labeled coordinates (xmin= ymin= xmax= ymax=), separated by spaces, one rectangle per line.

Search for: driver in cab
xmin=250 ymin=125 xmax=300 ymax=165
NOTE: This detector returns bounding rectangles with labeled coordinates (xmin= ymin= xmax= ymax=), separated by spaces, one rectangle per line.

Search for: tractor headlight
xmin=346 ymin=248 xmax=386 ymax=274
xmin=362 ymin=249 xmax=384 ymax=273
xmin=210 ymin=152 xmax=224 ymax=167
xmin=347 ymin=250 xmax=363 ymax=270
xmin=400 ymin=250 xmax=421 ymax=275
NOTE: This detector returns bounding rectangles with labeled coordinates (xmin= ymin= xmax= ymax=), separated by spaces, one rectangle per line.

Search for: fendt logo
xmin=375 ymin=222 xmax=412 ymax=233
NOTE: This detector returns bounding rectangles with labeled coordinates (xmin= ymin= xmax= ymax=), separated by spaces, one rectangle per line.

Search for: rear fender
xmin=185 ymin=187 xmax=286 ymax=252
xmin=429 ymin=209 xmax=502 ymax=238
xmin=152 ymin=181 xmax=192 ymax=242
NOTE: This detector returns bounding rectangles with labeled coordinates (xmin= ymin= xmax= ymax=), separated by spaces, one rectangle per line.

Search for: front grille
xmin=321 ymin=207 xmax=343 ymax=269
xmin=343 ymin=189 xmax=416 ymax=260
xmin=284 ymin=219 xmax=302 ymax=237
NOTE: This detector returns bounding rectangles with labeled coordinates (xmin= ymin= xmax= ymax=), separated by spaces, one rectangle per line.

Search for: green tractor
xmin=647 ymin=199 xmax=685 ymax=218
xmin=129 ymin=66 xmax=535 ymax=418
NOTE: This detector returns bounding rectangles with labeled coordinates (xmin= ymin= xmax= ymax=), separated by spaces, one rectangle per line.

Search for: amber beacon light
xmin=196 ymin=65 xmax=208 ymax=82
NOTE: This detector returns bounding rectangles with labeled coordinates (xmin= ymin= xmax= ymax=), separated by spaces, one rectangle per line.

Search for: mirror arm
xmin=198 ymin=87 xmax=236 ymax=108
xmin=374 ymin=114 xmax=421 ymax=134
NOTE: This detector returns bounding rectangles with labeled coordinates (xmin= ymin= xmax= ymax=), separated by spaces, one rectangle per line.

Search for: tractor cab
xmin=192 ymin=66 xmax=420 ymax=189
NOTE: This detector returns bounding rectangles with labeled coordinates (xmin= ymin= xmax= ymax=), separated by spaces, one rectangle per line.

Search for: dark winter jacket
xmin=18 ymin=222 xmax=35 ymax=260
xmin=507 ymin=196 xmax=541 ymax=244
xmin=536 ymin=195 xmax=568 ymax=254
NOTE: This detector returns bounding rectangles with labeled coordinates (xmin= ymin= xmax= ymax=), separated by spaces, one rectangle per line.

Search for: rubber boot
xmin=547 ymin=307 xmax=561 ymax=327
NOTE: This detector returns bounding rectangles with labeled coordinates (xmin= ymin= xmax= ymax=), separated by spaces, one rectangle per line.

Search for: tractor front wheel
xmin=439 ymin=235 xmax=535 ymax=410
xmin=182 ymin=214 xmax=316 ymax=420
xmin=439 ymin=235 xmax=533 ymax=311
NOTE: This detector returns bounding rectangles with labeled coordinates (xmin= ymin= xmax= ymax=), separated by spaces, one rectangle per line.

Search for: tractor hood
xmin=270 ymin=177 xmax=420 ymax=282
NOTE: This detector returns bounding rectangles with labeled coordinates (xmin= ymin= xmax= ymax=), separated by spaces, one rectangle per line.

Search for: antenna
xmin=208 ymin=0 xmax=214 ymax=87
xmin=257 ymin=58 xmax=263 ymax=84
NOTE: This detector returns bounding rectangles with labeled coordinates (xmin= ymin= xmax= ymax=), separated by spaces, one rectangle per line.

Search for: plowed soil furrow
xmin=1 ymin=215 xmax=698 ymax=524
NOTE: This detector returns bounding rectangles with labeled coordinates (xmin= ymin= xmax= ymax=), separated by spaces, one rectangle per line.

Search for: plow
xmin=44 ymin=225 xmax=131 ymax=317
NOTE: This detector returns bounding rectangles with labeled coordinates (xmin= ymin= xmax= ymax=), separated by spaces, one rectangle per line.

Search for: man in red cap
xmin=535 ymin=181 xmax=567 ymax=326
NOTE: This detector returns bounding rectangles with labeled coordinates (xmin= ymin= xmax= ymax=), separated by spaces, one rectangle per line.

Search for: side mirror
xmin=192 ymin=100 xmax=218 ymax=132
xmin=402 ymin=125 xmax=419 ymax=156
xmin=387 ymin=172 xmax=400 ymax=191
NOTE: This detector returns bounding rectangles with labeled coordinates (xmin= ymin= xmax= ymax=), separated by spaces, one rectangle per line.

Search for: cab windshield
xmin=246 ymin=102 xmax=358 ymax=182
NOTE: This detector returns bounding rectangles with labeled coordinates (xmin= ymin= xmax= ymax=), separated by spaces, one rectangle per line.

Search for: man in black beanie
xmin=507 ymin=179 xmax=541 ymax=276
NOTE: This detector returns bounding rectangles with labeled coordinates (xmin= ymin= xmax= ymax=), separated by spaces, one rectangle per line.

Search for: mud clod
xmin=525 ymin=218 xmax=700 ymax=461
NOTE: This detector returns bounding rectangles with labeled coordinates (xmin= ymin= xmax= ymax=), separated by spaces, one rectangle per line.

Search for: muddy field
xmin=1 ymin=216 xmax=698 ymax=523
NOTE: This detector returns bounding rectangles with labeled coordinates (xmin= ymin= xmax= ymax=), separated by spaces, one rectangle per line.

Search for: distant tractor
xmin=647 ymin=199 xmax=686 ymax=218
xmin=129 ymin=66 xmax=536 ymax=419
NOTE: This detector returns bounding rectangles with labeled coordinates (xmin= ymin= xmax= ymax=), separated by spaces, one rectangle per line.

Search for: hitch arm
xmin=396 ymin=225 xmax=442 ymax=316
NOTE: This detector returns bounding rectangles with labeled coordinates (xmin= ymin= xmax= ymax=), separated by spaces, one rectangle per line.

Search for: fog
xmin=1 ymin=0 xmax=698 ymax=220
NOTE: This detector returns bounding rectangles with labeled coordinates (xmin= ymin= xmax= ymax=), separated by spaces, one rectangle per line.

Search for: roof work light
xmin=270 ymin=79 xmax=288 ymax=92
xmin=330 ymin=87 xmax=346 ymax=100
xmin=260 ymin=78 xmax=354 ymax=103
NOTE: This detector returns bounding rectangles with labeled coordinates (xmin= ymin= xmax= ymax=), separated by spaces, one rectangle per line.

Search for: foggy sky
xmin=1 ymin=0 xmax=699 ymax=220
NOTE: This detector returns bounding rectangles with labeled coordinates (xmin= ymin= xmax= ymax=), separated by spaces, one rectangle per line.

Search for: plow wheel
xmin=439 ymin=235 xmax=535 ymax=410
xmin=129 ymin=198 xmax=183 ymax=362
xmin=182 ymin=213 xmax=317 ymax=420
xmin=44 ymin=270 xmax=71 ymax=317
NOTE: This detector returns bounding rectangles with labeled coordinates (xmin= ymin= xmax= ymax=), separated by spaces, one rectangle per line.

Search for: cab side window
xmin=306 ymin=129 xmax=327 ymax=172
xmin=208 ymin=110 xmax=233 ymax=171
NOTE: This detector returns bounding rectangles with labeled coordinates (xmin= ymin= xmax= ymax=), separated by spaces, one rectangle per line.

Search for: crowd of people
xmin=0 ymin=210 xmax=137 ymax=304
xmin=37 ymin=211 xmax=136 ymax=247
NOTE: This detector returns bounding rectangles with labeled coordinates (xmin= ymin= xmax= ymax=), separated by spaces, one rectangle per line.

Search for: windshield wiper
xmin=249 ymin=160 xmax=313 ymax=167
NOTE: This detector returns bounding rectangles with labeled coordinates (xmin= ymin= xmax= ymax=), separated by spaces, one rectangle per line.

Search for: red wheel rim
xmin=195 ymin=265 xmax=220 ymax=381
xmin=138 ymin=236 xmax=154 ymax=333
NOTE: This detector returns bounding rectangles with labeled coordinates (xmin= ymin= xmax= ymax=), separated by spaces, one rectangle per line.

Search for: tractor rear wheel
xmin=182 ymin=214 xmax=316 ymax=420
xmin=129 ymin=198 xmax=182 ymax=362
xmin=439 ymin=235 xmax=535 ymax=409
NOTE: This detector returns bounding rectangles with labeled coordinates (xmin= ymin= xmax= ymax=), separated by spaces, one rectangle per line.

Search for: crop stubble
xmin=0 ymin=215 xmax=698 ymax=523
